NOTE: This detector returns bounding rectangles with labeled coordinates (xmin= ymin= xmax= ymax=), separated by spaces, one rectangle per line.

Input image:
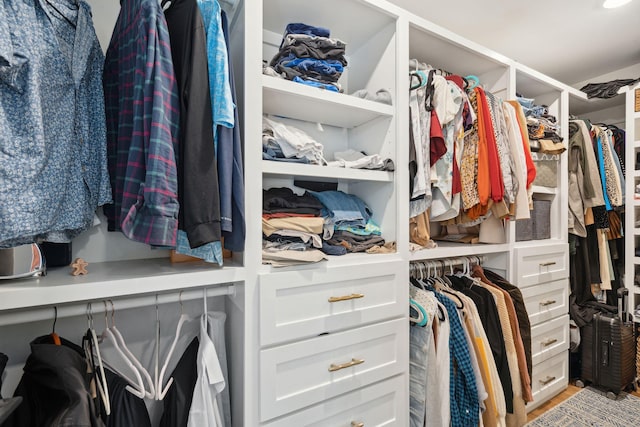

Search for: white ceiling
xmin=388 ymin=0 xmax=640 ymax=85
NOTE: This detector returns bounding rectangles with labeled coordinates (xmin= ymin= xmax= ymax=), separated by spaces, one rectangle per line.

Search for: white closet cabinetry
xmin=239 ymin=0 xmax=408 ymax=425
xmin=624 ymin=83 xmax=640 ymax=319
xmin=511 ymin=66 xmax=570 ymax=412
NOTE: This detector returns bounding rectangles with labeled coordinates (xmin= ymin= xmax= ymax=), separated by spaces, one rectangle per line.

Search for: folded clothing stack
xmin=262 ymin=187 xmax=327 ymax=267
xmin=517 ymin=96 xmax=566 ymax=155
xmin=267 ymin=23 xmax=347 ymax=92
xmin=261 ymin=188 xmax=394 ymax=266
xmin=311 ymin=190 xmax=392 ymax=255
xmin=262 ymin=116 xmax=326 ymax=164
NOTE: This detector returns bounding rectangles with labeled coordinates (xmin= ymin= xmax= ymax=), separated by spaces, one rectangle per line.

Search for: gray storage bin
xmin=532 ymin=199 xmax=551 ymax=240
xmin=516 ymin=218 xmax=533 ymax=241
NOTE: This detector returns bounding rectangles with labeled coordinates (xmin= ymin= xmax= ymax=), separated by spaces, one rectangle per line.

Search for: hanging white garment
xmin=430 ymin=81 xmax=464 ymax=221
xmin=187 ymin=312 xmax=228 ymax=427
xmin=409 ymin=81 xmax=432 ymax=217
xmin=426 ymin=300 xmax=450 ymax=427
xmin=502 ymin=103 xmax=530 ymax=220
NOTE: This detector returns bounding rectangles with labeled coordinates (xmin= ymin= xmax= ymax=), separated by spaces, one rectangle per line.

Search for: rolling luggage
xmin=578 ymin=288 xmax=636 ymax=397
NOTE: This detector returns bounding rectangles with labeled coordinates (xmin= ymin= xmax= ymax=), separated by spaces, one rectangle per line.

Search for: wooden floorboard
xmin=526 ymin=382 xmax=640 ymax=423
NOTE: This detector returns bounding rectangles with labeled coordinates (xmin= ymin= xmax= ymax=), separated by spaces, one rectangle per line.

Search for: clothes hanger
xmin=107 ymin=300 xmax=156 ymax=399
xmin=410 ymin=72 xmax=424 ymax=91
xmin=409 ymin=298 xmax=428 ymax=327
xmin=50 ymin=306 xmax=61 ymax=345
xmin=98 ymin=301 xmax=147 ymax=399
xmin=466 ymin=75 xmax=480 ymax=90
xmin=156 ymin=291 xmax=197 ymax=400
xmin=84 ymin=303 xmax=111 ymax=415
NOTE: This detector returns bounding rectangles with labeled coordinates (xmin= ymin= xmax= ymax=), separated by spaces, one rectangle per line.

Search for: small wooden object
xmin=71 ymin=258 xmax=89 ymax=276
xmin=635 ymin=88 xmax=640 ymax=113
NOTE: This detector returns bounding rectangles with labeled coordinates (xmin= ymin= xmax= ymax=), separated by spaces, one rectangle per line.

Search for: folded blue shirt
xmin=292 ymin=76 xmax=339 ymax=92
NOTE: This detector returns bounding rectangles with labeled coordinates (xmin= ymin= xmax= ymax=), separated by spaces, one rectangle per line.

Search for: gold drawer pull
xmin=539 ymin=261 xmax=556 ymax=267
xmin=328 ymin=358 xmax=365 ymax=372
xmin=351 ymin=423 xmax=364 ymax=427
xmin=328 ymin=293 xmax=364 ymax=303
xmin=540 ymin=299 xmax=557 ymax=306
xmin=539 ymin=375 xmax=556 ymax=386
xmin=542 ymin=338 xmax=558 ymax=347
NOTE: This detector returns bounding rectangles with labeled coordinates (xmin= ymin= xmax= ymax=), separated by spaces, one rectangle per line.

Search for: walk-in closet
xmin=1 ymin=0 xmax=639 ymax=425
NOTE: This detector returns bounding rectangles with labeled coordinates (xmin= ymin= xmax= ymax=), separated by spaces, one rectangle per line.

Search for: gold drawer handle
xmin=328 ymin=358 xmax=365 ymax=372
xmin=328 ymin=293 xmax=364 ymax=303
xmin=351 ymin=423 xmax=364 ymax=427
xmin=540 ymin=300 xmax=557 ymax=306
xmin=542 ymin=338 xmax=558 ymax=347
xmin=539 ymin=375 xmax=556 ymax=386
xmin=539 ymin=261 xmax=556 ymax=267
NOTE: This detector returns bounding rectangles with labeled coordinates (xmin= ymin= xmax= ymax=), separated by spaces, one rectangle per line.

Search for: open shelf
xmin=262 ymin=76 xmax=394 ymax=128
xmin=259 ymin=251 xmax=403 ymax=274
xmin=262 ymin=161 xmax=393 ymax=182
xmin=0 ymin=259 xmax=245 ymax=311
xmin=410 ymin=242 xmax=510 ymax=261
xmin=531 ymin=185 xmax=558 ymax=195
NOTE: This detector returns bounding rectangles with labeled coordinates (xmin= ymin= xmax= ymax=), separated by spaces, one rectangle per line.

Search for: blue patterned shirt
xmin=0 ymin=0 xmax=111 ymax=248
xmin=433 ymin=291 xmax=480 ymax=427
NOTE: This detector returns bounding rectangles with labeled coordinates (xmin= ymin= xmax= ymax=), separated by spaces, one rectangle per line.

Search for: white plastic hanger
xmin=85 ymin=303 xmax=111 ymax=415
xmin=97 ymin=301 xmax=147 ymax=399
xmin=156 ymin=291 xmax=196 ymax=400
xmin=107 ymin=301 xmax=156 ymax=399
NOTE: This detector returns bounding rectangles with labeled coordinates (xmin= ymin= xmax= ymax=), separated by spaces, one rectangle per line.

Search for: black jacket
xmin=165 ymin=0 xmax=221 ymax=249
xmin=4 ymin=335 xmax=105 ymax=427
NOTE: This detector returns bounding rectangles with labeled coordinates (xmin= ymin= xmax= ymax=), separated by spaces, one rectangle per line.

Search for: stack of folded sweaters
xmin=267 ymin=23 xmax=347 ymax=92
xmin=262 ymin=188 xmax=394 ymax=267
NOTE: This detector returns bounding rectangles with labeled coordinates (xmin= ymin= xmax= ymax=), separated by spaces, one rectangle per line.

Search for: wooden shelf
xmin=262 ymin=161 xmax=394 ymax=183
xmin=262 ymin=76 xmax=394 ymax=128
xmin=0 ymin=258 xmax=245 ymax=311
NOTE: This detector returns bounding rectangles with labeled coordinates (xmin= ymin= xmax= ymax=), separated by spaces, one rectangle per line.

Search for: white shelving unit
xmin=0 ymin=0 xmax=584 ymax=424
xmin=625 ymin=83 xmax=640 ymax=320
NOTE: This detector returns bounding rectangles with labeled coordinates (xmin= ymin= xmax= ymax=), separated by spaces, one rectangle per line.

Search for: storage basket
xmin=532 ymin=159 xmax=558 ymax=188
xmin=515 ymin=218 xmax=533 ymax=241
xmin=532 ymin=199 xmax=551 ymax=240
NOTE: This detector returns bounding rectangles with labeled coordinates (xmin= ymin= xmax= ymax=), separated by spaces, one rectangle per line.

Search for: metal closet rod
xmin=410 ymin=255 xmax=486 ymax=277
xmin=0 ymin=284 xmax=236 ymax=327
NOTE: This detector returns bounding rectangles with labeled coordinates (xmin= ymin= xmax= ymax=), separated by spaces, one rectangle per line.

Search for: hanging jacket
xmin=165 ymin=0 xmax=222 ymax=249
xmin=4 ymin=335 xmax=105 ymax=427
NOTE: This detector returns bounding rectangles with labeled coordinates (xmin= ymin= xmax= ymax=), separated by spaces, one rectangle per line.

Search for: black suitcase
xmin=579 ymin=288 xmax=636 ymax=396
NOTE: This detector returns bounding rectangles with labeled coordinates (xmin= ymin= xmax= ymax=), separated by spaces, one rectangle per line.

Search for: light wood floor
xmin=526 ymin=382 xmax=640 ymax=423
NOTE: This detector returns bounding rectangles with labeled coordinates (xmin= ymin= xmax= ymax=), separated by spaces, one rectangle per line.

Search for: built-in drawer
xmin=522 ymin=279 xmax=569 ymax=326
xmin=531 ymin=314 xmax=570 ymax=365
xmin=259 ymin=261 xmax=405 ymax=346
xmin=262 ymin=375 xmax=406 ymax=427
xmin=528 ymin=351 xmax=569 ymax=412
xmin=514 ymin=243 xmax=568 ymax=287
xmin=259 ymin=318 xmax=407 ymax=422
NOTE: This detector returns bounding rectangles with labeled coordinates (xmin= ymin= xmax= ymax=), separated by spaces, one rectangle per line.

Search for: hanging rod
xmin=0 ymin=284 xmax=236 ymax=327
xmin=410 ymin=255 xmax=486 ymax=278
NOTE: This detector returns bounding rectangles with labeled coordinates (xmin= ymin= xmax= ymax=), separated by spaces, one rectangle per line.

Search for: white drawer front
xmin=259 ymin=318 xmax=407 ymax=422
xmin=528 ymin=351 xmax=569 ymax=412
xmin=522 ymin=279 xmax=569 ymax=326
xmin=530 ymin=314 xmax=569 ymax=365
xmin=259 ymin=261 xmax=405 ymax=346
xmin=262 ymin=375 xmax=406 ymax=427
xmin=514 ymin=244 xmax=568 ymax=287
